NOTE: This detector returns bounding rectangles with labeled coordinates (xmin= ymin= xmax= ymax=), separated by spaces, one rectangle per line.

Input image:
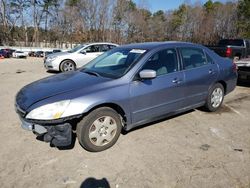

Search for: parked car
xmin=0 ymin=48 xmax=13 ymax=58
xmin=29 ymin=51 xmax=36 ymax=57
xmin=35 ymin=51 xmax=44 ymax=57
xmin=6 ymin=48 xmax=15 ymax=57
xmin=2 ymin=48 xmax=13 ymax=57
xmin=207 ymin=39 xmax=250 ymax=59
xmin=13 ymin=51 xmax=28 ymax=58
xmin=15 ymin=42 xmax=237 ymax=152
xmin=44 ymin=51 xmax=53 ymax=61
xmin=236 ymin=58 xmax=250 ymax=80
xmin=0 ymin=50 xmax=8 ymax=58
xmin=44 ymin=42 xmax=118 ymax=72
xmin=0 ymin=51 xmax=4 ymax=59
xmin=52 ymin=49 xmax=62 ymax=53
xmin=44 ymin=51 xmax=53 ymax=57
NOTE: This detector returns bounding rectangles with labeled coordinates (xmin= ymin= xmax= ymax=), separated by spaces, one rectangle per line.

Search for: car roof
xmin=118 ymin=41 xmax=200 ymax=50
xmin=85 ymin=42 xmax=118 ymax=46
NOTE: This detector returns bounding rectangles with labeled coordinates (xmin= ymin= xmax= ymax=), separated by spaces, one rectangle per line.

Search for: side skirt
xmin=125 ymin=101 xmax=205 ymax=131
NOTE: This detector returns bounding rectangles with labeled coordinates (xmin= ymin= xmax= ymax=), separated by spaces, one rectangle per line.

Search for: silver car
xmin=44 ymin=42 xmax=118 ymax=72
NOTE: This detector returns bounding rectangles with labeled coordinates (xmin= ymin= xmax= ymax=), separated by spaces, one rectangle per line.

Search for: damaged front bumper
xmin=20 ymin=117 xmax=72 ymax=147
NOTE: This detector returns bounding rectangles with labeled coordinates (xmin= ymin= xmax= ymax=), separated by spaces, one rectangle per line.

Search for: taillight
xmin=226 ymin=47 xmax=232 ymax=57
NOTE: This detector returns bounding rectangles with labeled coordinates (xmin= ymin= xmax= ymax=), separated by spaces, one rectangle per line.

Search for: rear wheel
xmin=76 ymin=107 xmax=122 ymax=152
xmin=204 ymin=83 xmax=224 ymax=112
xmin=60 ymin=60 xmax=76 ymax=72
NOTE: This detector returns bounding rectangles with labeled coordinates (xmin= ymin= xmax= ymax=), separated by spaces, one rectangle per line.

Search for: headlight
xmin=26 ymin=100 xmax=70 ymax=120
xmin=47 ymin=56 xmax=57 ymax=61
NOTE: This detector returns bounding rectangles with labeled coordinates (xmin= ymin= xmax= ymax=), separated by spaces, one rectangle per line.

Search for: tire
xmin=60 ymin=60 xmax=76 ymax=72
xmin=204 ymin=83 xmax=224 ymax=112
xmin=76 ymin=107 xmax=122 ymax=152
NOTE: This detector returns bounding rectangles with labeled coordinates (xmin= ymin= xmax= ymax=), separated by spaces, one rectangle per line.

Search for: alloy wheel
xmin=211 ymin=88 xmax=223 ymax=108
xmin=63 ymin=62 xmax=75 ymax=71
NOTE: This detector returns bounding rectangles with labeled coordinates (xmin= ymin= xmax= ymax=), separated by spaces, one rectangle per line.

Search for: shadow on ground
xmin=80 ymin=177 xmax=110 ymax=188
xmin=46 ymin=70 xmax=60 ymax=74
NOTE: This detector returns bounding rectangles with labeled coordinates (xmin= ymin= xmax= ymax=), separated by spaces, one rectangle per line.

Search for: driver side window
xmin=84 ymin=45 xmax=100 ymax=53
xmin=142 ymin=49 xmax=178 ymax=76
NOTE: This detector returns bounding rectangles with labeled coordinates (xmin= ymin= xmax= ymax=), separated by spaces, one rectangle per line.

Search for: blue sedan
xmin=15 ymin=42 xmax=237 ymax=152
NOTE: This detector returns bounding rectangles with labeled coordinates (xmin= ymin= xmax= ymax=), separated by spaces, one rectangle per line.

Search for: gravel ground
xmin=0 ymin=57 xmax=250 ymax=188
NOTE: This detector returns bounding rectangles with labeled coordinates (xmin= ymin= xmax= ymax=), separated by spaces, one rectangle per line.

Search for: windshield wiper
xmin=84 ymin=70 xmax=100 ymax=77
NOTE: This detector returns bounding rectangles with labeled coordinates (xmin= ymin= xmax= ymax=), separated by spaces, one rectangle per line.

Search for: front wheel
xmin=76 ymin=107 xmax=122 ymax=152
xmin=204 ymin=83 xmax=224 ymax=112
xmin=60 ymin=60 xmax=76 ymax=72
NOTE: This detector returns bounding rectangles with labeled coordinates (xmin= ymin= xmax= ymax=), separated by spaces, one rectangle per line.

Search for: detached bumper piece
xmin=43 ymin=123 xmax=72 ymax=147
xmin=19 ymin=116 xmax=73 ymax=147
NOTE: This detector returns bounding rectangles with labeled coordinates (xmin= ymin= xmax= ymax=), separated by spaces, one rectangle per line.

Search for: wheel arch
xmin=85 ymin=103 xmax=127 ymax=126
xmin=217 ymin=80 xmax=227 ymax=94
xmin=207 ymin=80 xmax=227 ymax=99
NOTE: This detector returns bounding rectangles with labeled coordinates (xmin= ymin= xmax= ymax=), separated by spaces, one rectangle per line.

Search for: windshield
xmin=218 ymin=39 xmax=244 ymax=47
xmin=81 ymin=48 xmax=147 ymax=79
xmin=68 ymin=44 xmax=87 ymax=53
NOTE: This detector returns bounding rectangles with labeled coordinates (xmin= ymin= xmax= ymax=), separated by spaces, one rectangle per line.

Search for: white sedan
xmin=13 ymin=51 xmax=28 ymax=58
xmin=44 ymin=42 xmax=118 ymax=72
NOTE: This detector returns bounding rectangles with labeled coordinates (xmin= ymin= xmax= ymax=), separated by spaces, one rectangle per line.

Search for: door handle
xmin=172 ymin=78 xmax=182 ymax=84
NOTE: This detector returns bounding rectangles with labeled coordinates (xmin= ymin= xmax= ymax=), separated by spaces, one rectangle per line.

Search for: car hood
xmin=48 ymin=51 xmax=70 ymax=58
xmin=16 ymin=71 xmax=111 ymax=110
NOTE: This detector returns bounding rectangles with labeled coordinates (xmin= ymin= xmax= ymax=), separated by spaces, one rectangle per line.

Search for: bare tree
xmin=0 ymin=0 xmax=249 ymax=47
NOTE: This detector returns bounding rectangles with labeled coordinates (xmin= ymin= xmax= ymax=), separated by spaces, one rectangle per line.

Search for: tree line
xmin=0 ymin=0 xmax=250 ymax=47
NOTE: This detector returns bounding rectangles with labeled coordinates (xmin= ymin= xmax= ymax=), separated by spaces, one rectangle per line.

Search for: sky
xmin=133 ymin=0 xmax=229 ymax=12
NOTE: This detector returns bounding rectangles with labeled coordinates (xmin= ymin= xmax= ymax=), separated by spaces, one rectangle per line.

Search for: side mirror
xmin=139 ymin=69 xmax=156 ymax=79
xmin=81 ymin=50 xmax=87 ymax=55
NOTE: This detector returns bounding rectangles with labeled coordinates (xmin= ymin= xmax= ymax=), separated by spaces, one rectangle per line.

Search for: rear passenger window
xmin=108 ymin=45 xmax=116 ymax=50
xmin=142 ymin=49 xmax=178 ymax=76
xmin=179 ymin=48 xmax=207 ymax=70
xmin=100 ymin=45 xmax=117 ymax=52
xmin=101 ymin=45 xmax=110 ymax=52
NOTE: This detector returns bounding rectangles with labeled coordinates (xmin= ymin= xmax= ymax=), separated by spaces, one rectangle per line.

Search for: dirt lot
xmin=0 ymin=57 xmax=250 ymax=188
